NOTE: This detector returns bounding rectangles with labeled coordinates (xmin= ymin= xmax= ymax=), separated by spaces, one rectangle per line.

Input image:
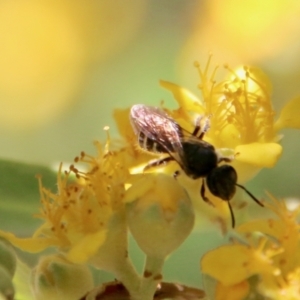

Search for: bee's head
xmin=206 ymin=164 xmax=263 ymax=228
xmin=206 ymin=164 xmax=237 ymax=228
xmin=206 ymin=164 xmax=237 ymax=201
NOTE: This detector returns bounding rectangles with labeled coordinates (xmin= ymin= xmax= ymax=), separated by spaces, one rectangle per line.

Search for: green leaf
xmin=0 ymin=159 xmax=57 ymax=234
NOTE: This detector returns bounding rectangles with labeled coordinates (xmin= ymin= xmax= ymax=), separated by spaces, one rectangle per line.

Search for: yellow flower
xmin=0 ymin=129 xmax=130 ymax=265
xmin=201 ymin=194 xmax=300 ymax=299
xmin=113 ymin=57 xmax=300 ymax=228
xmin=160 ymin=56 xmax=300 ymax=181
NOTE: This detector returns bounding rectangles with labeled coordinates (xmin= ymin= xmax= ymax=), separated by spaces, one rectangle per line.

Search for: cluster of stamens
xmin=193 ymin=58 xmax=276 ymax=147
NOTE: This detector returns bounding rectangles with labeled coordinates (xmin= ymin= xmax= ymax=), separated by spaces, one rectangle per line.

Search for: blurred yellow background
xmin=0 ymin=0 xmax=300 ymax=196
xmin=1 ymin=1 xmax=300 ymax=291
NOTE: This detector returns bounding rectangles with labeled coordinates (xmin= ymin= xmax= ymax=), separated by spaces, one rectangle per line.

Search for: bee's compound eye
xmin=206 ymin=165 xmax=237 ymax=201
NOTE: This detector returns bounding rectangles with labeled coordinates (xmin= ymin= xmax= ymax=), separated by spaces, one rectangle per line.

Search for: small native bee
xmin=130 ymin=104 xmax=264 ymax=228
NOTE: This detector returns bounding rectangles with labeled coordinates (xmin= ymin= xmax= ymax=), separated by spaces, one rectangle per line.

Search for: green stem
xmin=113 ymin=255 xmax=165 ymax=300
xmin=112 ymin=257 xmax=142 ymax=299
xmin=138 ymin=255 xmax=165 ymax=300
xmin=89 ymin=210 xmax=143 ymax=298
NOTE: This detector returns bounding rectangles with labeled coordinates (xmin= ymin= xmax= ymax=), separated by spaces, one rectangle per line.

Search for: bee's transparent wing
xmin=130 ymin=104 xmax=184 ymax=154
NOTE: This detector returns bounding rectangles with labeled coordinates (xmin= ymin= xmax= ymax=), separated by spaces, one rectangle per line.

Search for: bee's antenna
xmin=227 ymin=201 xmax=235 ymax=228
xmin=235 ymin=183 xmax=264 ymax=207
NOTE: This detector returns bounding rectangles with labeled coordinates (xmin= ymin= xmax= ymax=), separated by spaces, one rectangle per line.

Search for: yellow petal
xmin=202 ymin=245 xmax=249 ymax=286
xmin=235 ymin=143 xmax=282 ymax=168
xmin=123 ymin=175 xmax=154 ymax=203
xmin=275 ymin=96 xmax=300 ymax=131
xmin=0 ymin=231 xmax=60 ymax=252
xmin=215 ymin=280 xmax=249 ymax=300
xmin=159 ymin=80 xmax=205 ymax=115
xmin=246 ymin=66 xmax=273 ymax=96
xmin=237 ymin=219 xmax=285 ymax=241
xmin=113 ymin=108 xmax=134 ymax=140
xmin=66 ymin=230 xmax=106 ymax=264
xmin=201 ymin=244 xmax=275 ymax=286
xmin=125 ymin=173 xmax=189 ymax=210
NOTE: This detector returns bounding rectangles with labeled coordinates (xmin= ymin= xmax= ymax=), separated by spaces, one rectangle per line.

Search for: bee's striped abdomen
xmin=138 ymin=131 xmax=166 ymax=153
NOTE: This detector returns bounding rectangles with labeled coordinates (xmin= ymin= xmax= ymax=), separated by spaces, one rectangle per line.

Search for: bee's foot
xmin=203 ymin=198 xmax=215 ymax=207
xmin=173 ymin=170 xmax=180 ymax=179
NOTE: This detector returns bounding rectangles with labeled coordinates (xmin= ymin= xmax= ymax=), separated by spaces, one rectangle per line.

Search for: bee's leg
xmin=227 ymin=201 xmax=235 ymax=228
xmin=217 ymin=156 xmax=234 ymax=163
xmin=173 ymin=170 xmax=180 ymax=179
xmin=216 ymin=149 xmax=238 ymax=164
xmin=192 ymin=115 xmax=210 ymax=140
xmin=192 ymin=116 xmax=202 ymax=136
xmin=144 ymin=156 xmax=174 ymax=171
xmin=200 ymin=179 xmax=214 ymax=207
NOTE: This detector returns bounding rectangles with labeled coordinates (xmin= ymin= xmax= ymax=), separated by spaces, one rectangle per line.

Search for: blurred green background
xmin=1 ymin=0 xmax=300 ymax=290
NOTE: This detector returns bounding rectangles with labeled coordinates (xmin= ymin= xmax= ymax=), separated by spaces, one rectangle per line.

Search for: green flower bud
xmin=0 ymin=266 xmax=14 ymax=300
xmin=30 ymin=254 xmax=93 ymax=300
xmin=125 ymin=174 xmax=195 ymax=258
xmin=0 ymin=239 xmax=16 ymax=278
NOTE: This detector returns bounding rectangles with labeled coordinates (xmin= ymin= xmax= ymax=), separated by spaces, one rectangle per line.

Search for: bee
xmin=130 ymin=104 xmax=264 ymax=228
